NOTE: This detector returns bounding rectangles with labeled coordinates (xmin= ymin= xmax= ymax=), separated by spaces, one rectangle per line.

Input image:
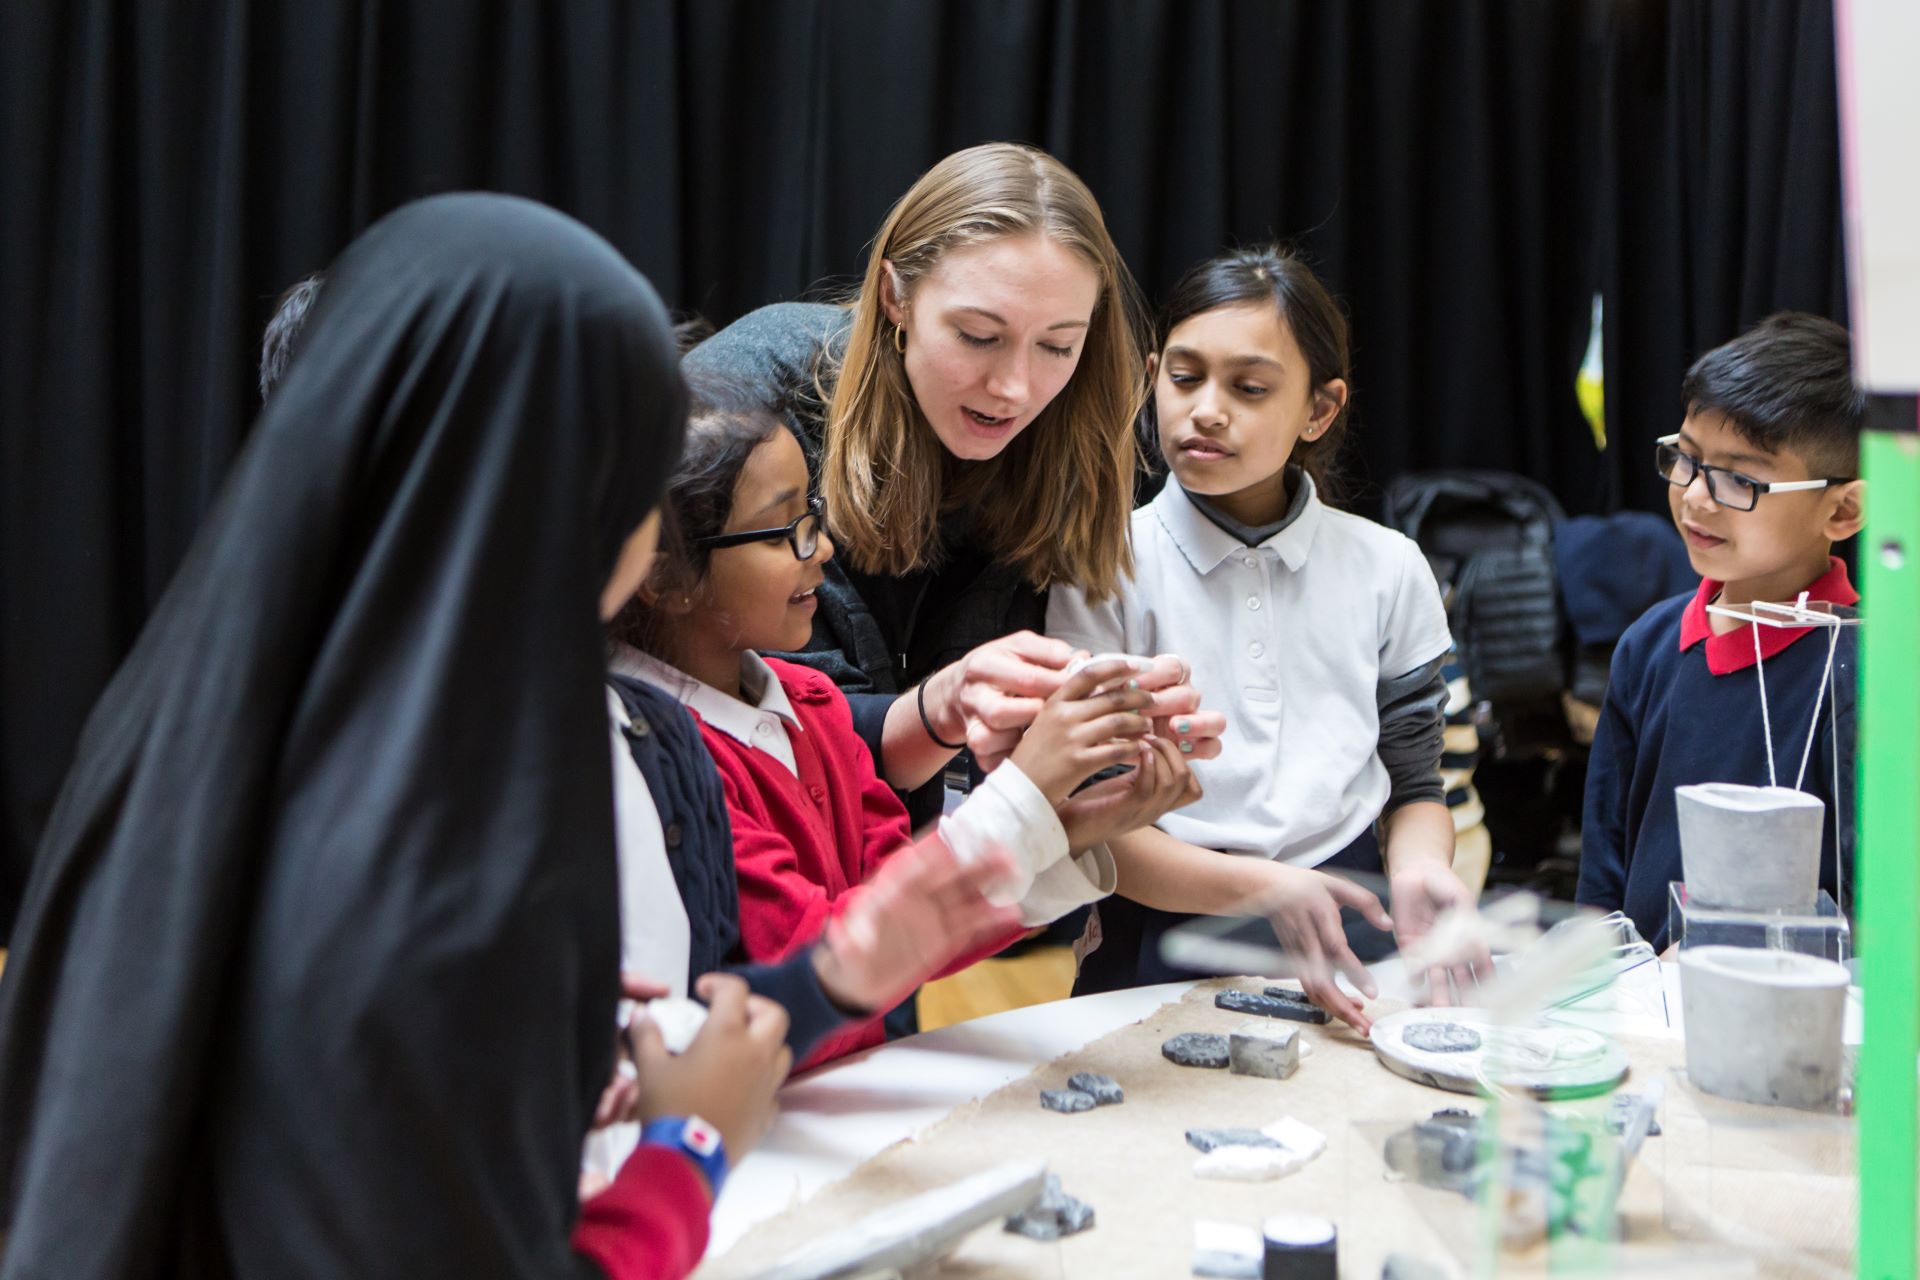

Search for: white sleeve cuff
xmin=938 ymin=761 xmax=1068 ymax=907
xmin=1014 ymin=842 xmax=1118 ymax=926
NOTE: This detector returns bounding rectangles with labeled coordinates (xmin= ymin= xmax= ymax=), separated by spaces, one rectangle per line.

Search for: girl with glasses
xmin=607 ymin=374 xmax=1204 ymax=1067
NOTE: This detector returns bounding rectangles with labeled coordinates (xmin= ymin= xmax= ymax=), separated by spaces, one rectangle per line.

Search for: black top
xmin=606 ymin=674 xmax=844 ymax=1060
xmin=684 ymin=303 xmax=1047 ymax=826
xmin=0 ymin=194 xmax=684 ymax=1278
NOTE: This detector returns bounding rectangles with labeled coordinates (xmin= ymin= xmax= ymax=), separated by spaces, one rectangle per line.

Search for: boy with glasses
xmin=1577 ymin=314 xmax=1867 ymax=947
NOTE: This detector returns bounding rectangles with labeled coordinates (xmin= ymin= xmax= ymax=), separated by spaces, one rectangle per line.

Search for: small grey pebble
xmin=1402 ymin=1021 xmax=1483 ymax=1053
xmin=1185 ymin=1127 xmax=1282 ymax=1154
xmin=1067 ymin=1072 xmax=1124 ymax=1105
xmin=1162 ymin=1032 xmax=1230 ymax=1068
xmin=1039 ymin=1088 xmax=1096 ymax=1113
xmin=1005 ymin=1174 xmax=1096 ymax=1240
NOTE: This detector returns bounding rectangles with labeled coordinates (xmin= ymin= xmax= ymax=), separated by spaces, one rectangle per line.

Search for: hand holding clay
xmin=814 ymin=834 xmax=1024 ymax=1012
xmin=589 ymin=972 xmax=673 ymax=1130
xmin=921 ymin=631 xmax=1079 ymax=772
xmin=1254 ymin=866 xmax=1393 ymax=1034
xmin=1008 ymin=658 xmax=1159 ymax=804
xmin=1388 ymin=862 xmax=1490 ymax=1007
xmin=629 ymin=973 xmax=791 ymax=1169
xmin=1056 ymin=734 xmax=1203 ymax=850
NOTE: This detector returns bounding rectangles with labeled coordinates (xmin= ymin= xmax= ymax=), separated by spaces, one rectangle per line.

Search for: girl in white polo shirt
xmin=1048 ymin=246 xmax=1484 ymax=1030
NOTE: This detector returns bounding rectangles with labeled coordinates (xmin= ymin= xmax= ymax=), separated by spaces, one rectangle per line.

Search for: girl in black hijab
xmin=0 ymin=194 xmax=773 ymax=1277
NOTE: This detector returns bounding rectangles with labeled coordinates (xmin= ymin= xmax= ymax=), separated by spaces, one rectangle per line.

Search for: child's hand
xmin=1056 ymin=734 xmax=1203 ymax=850
xmin=1387 ymin=861 xmax=1490 ymax=1007
xmin=1007 ymin=658 xmax=1158 ymax=804
xmin=1085 ymin=653 xmax=1228 ymax=761
xmin=629 ymin=973 xmax=792 ymax=1168
xmin=1254 ymin=865 xmax=1394 ymax=1034
xmin=590 ymin=972 xmax=673 ymax=1129
xmin=813 ymin=835 xmax=1024 ymax=1012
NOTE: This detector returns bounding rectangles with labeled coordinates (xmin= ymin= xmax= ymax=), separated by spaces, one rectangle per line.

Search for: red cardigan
xmin=689 ymin=658 xmax=1018 ymax=1065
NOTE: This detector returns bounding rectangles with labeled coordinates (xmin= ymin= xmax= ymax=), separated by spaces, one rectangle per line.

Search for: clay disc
xmin=1369 ymin=1007 xmax=1628 ymax=1099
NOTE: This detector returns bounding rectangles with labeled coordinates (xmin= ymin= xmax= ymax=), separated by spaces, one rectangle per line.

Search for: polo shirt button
xmin=808 ymin=784 xmax=828 ymax=805
xmin=664 ymin=822 xmax=683 ymax=848
xmin=1246 ymin=597 xmax=1261 ymax=611
xmin=1249 ymin=642 xmax=1265 ymax=658
xmin=755 ymin=721 xmax=773 ymax=736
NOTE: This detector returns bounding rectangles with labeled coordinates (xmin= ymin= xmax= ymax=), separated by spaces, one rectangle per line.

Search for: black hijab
xmin=0 ymin=193 xmax=685 ymax=1278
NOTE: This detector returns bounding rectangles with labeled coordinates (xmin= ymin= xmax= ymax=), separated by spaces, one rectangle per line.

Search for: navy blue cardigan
xmin=608 ymin=673 xmax=845 ymax=1059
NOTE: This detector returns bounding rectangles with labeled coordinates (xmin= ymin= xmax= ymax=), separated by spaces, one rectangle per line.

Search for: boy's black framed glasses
xmin=1654 ymin=435 xmax=1841 ymax=512
xmin=694 ymin=496 xmax=825 ymax=560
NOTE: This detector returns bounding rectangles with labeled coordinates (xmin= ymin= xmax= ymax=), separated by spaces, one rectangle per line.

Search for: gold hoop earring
xmin=893 ymin=324 xmax=907 ymax=355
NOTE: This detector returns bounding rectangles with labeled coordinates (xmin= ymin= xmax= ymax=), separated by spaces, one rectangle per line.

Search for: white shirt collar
xmin=1150 ymin=474 xmax=1324 ymax=575
xmin=610 ymin=642 xmax=802 ymax=761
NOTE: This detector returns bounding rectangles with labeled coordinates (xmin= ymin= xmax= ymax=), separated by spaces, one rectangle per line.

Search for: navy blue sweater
xmin=1577 ymin=560 xmax=1857 ymax=950
xmin=608 ymin=674 xmax=846 ymax=1059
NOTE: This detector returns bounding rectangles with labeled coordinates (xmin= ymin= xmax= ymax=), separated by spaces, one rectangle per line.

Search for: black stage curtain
xmin=0 ymin=0 xmax=1848 ymax=932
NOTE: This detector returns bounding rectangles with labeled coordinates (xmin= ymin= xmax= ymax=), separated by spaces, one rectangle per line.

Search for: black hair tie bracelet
xmin=917 ymin=678 xmax=967 ymax=751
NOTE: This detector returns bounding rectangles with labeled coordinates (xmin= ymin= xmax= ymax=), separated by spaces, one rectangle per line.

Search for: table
xmin=706 ymin=958 xmax=1867 ymax=1271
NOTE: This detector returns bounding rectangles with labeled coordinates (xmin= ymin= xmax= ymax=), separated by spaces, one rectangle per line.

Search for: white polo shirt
xmin=1046 ymin=477 xmax=1451 ymax=867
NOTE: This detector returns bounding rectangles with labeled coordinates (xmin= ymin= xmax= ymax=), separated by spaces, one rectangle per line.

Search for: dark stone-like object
xmin=1216 ymin=989 xmax=1329 ymax=1025
xmin=1185 ymin=1127 xmax=1283 ymax=1154
xmin=1401 ymin=1021 xmax=1483 ymax=1054
xmin=1606 ymin=1092 xmax=1662 ymax=1137
xmin=1262 ymin=986 xmax=1335 ymax=1024
xmin=1039 ymin=1088 xmax=1096 ymax=1113
xmin=1383 ymin=1119 xmax=1481 ymax=1193
xmin=1162 ymin=1031 xmax=1230 ymax=1068
xmin=1067 ymin=1072 xmax=1124 ymax=1105
xmin=1004 ymin=1174 xmax=1095 ymax=1241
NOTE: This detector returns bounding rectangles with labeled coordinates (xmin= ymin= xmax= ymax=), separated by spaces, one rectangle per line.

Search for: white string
xmin=1754 ymin=622 xmax=1777 ymax=787
xmin=1830 ymin=652 xmax=1845 ymax=919
xmin=1794 ymin=624 xmax=1841 ymax=791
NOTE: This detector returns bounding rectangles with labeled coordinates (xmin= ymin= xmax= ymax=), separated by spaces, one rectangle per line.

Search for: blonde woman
xmin=683 ymin=143 xmax=1222 ymax=843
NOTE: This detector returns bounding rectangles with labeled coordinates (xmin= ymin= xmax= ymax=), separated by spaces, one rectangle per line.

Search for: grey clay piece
xmin=1215 ymin=989 xmax=1329 ymax=1024
xmin=1401 ymin=1021 xmax=1483 ymax=1054
xmin=1185 ymin=1127 xmax=1283 ymax=1154
xmin=1066 ymin=1072 xmax=1125 ymax=1105
xmin=1039 ymin=1089 xmax=1096 ymax=1113
xmin=1162 ymin=1032 xmax=1231 ymax=1068
xmin=1004 ymin=1175 xmax=1096 ymax=1241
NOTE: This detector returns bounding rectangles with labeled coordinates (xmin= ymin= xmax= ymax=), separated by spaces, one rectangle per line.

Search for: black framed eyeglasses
xmin=695 ymin=495 xmax=825 ymax=560
xmin=1654 ymin=435 xmax=1839 ymax=512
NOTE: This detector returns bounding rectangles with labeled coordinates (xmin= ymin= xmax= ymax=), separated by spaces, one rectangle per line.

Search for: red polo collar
xmin=1679 ymin=556 xmax=1858 ymax=675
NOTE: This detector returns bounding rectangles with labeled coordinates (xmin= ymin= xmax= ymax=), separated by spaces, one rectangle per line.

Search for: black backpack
xmin=1383 ymin=470 xmax=1568 ymax=757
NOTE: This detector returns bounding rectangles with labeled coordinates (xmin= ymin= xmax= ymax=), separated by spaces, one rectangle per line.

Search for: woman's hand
xmin=1007 ymin=658 xmax=1158 ymax=804
xmin=812 ymin=836 xmax=1024 ymax=1012
xmin=629 ymin=973 xmax=792 ymax=1166
xmin=1253 ymin=865 xmax=1394 ymax=1034
xmin=1056 ymin=734 xmax=1202 ymax=851
xmin=921 ymin=632 xmax=1078 ymax=772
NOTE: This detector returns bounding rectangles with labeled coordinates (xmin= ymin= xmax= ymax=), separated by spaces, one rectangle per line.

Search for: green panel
xmin=1857 ymin=428 xmax=1920 ymax=1280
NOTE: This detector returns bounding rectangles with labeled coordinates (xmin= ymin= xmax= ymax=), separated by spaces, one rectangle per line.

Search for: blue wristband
xmin=641 ymin=1115 xmax=729 ymax=1195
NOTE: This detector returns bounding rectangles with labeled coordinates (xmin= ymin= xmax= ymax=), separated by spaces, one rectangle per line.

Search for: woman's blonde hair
xmin=822 ymin=143 xmax=1146 ymax=600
